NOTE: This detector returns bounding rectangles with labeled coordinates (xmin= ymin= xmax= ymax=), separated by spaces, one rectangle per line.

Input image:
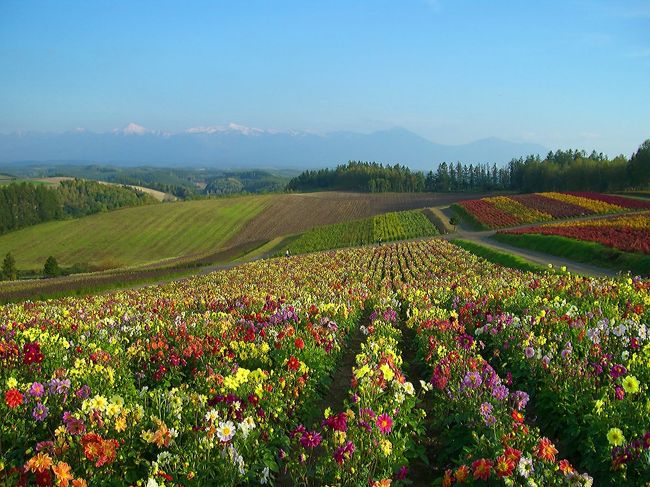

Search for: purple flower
xmin=75 ymin=385 xmax=91 ymax=399
xmin=32 ymin=403 xmax=49 ymax=421
xmin=65 ymin=416 xmax=86 ymax=435
xmin=492 ymin=384 xmax=509 ymax=401
xmin=29 ymin=382 xmax=45 ymax=397
xmin=512 ymin=390 xmax=530 ymax=410
xmin=479 ymin=402 xmax=493 ymax=417
xmin=395 ymin=465 xmax=409 ymax=480
xmin=462 ymin=371 xmax=482 ymax=389
xmin=524 ymin=347 xmax=535 ymax=359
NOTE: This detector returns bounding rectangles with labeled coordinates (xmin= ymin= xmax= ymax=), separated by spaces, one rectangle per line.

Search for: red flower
xmin=5 ymin=388 xmax=23 ymax=408
xmin=287 ymin=356 xmax=300 ymax=371
xmin=511 ymin=409 xmax=524 ymax=423
xmin=494 ymin=454 xmax=515 ymax=478
xmin=503 ymin=447 xmax=522 ymax=464
xmin=471 ymin=458 xmax=493 ymax=481
xmin=535 ymin=437 xmax=558 ymax=462
xmin=294 ymin=337 xmax=305 ymax=350
xmin=558 ymin=459 xmax=574 ymax=474
xmin=23 ymin=342 xmax=44 ymax=365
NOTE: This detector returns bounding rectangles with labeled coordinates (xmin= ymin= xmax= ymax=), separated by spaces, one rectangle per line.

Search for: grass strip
xmin=493 ymin=233 xmax=650 ymax=276
xmin=449 ymin=203 xmax=489 ymax=230
xmin=450 ymin=239 xmax=547 ymax=273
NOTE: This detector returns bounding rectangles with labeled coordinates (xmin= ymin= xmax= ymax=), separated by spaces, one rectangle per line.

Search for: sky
xmin=0 ymin=0 xmax=648 ymax=156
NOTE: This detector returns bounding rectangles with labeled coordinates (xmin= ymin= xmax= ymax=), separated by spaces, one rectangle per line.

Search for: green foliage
xmin=43 ymin=256 xmax=60 ymax=278
xmin=2 ymin=252 xmax=17 ymax=281
xmin=628 ymin=139 xmax=650 ymax=189
xmin=450 ymin=239 xmax=546 ymax=272
xmin=284 ymin=210 xmax=438 ymax=254
xmin=0 ymin=179 xmax=158 ymax=236
xmin=493 ymin=233 xmax=650 ymax=276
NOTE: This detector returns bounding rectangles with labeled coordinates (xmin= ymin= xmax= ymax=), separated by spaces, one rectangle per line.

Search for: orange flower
xmin=52 ymin=462 xmax=74 ymax=487
xmin=72 ymin=479 xmax=88 ymax=487
xmin=535 ymin=437 xmax=558 ymax=462
xmin=25 ymin=452 xmax=53 ymax=473
xmin=454 ymin=464 xmax=469 ymax=483
xmin=152 ymin=419 xmax=172 ymax=447
xmin=442 ymin=469 xmax=453 ymax=487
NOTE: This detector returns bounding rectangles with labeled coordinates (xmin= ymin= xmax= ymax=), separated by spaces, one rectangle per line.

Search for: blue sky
xmin=1 ymin=0 xmax=648 ymax=156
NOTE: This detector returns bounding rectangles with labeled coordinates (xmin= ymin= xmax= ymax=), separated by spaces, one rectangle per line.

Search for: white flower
xmin=260 ymin=466 xmax=271 ymax=484
xmin=205 ymin=408 xmax=219 ymax=422
xmin=146 ymin=478 xmax=159 ymax=487
xmin=216 ymin=421 xmax=236 ymax=442
xmin=518 ymin=456 xmax=534 ymax=478
xmin=402 ymin=381 xmax=415 ymax=395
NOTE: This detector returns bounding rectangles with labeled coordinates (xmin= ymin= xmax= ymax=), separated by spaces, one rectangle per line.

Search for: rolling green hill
xmin=0 ymin=195 xmax=271 ymax=270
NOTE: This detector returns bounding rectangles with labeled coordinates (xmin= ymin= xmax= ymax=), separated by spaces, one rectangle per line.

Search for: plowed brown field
xmin=227 ymin=191 xmax=492 ymax=245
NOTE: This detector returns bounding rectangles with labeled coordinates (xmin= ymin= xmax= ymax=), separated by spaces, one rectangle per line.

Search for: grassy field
xmin=0 ymin=195 xmax=271 ymax=270
xmin=282 ymin=209 xmax=438 ymax=254
xmin=493 ymin=233 xmax=650 ymax=276
xmin=450 ymin=239 xmax=547 ymax=272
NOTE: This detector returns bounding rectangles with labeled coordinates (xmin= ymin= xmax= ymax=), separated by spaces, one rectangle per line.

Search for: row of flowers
xmin=500 ymin=212 xmax=650 ymax=254
xmin=285 ymin=295 xmax=426 ymax=485
xmin=458 ymin=192 xmax=643 ymax=229
xmin=390 ymin=238 xmax=649 ymax=484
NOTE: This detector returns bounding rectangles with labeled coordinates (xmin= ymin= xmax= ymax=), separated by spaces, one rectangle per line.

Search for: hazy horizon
xmin=1 ymin=0 xmax=648 ymax=157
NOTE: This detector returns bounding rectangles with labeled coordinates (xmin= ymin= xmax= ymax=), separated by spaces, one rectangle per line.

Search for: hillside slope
xmin=0 ymin=196 xmax=271 ymax=270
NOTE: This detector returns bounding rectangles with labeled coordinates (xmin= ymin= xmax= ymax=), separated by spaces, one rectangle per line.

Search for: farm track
xmin=446 ymin=209 xmax=650 ymax=278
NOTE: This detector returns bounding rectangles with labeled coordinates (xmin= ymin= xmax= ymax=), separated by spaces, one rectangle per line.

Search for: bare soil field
xmin=227 ymin=191 xmax=492 ymax=245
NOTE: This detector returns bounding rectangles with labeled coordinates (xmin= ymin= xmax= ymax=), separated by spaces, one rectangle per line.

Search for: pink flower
xmin=376 ymin=413 xmax=393 ymax=434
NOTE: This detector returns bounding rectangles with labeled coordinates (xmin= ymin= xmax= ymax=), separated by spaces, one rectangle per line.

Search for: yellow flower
xmin=622 ymin=375 xmax=640 ymax=394
xmin=6 ymin=377 xmax=17 ymax=389
xmin=380 ymin=363 xmax=394 ymax=382
xmin=593 ymin=399 xmax=604 ymax=415
xmin=380 ymin=439 xmax=392 ymax=456
xmin=607 ymin=428 xmax=625 ymax=446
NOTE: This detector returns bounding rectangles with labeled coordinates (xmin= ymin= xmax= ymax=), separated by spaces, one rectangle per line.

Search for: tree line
xmin=287 ymin=139 xmax=650 ymax=193
xmin=0 ymin=179 xmax=158 ymax=235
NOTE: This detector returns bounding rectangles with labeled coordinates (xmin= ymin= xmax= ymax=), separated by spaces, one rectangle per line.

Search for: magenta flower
xmin=300 ymin=430 xmax=322 ymax=448
xmin=333 ymin=441 xmax=355 ymax=465
xmin=610 ymin=364 xmax=627 ymax=379
xmin=376 ymin=413 xmax=393 ymax=434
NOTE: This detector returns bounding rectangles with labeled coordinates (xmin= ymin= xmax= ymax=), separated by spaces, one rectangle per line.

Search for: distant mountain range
xmin=0 ymin=123 xmax=547 ymax=170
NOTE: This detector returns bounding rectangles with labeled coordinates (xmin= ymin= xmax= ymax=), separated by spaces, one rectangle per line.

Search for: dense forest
xmin=0 ymin=179 xmax=157 ymax=235
xmin=288 ymin=139 xmax=650 ymax=193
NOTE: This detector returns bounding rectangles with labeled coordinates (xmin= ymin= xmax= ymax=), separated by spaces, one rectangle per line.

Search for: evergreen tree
xmin=43 ymin=256 xmax=60 ymax=278
xmin=2 ymin=252 xmax=17 ymax=281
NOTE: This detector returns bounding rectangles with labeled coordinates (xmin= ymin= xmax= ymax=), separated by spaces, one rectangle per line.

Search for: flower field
xmin=456 ymin=192 xmax=650 ymax=229
xmin=500 ymin=212 xmax=650 ymax=254
xmin=282 ymin=209 xmax=438 ymax=255
xmin=1 ymin=239 xmax=649 ymax=485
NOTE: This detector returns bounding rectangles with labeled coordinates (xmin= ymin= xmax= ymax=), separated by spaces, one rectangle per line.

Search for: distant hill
xmin=0 ymin=124 xmax=547 ymax=170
